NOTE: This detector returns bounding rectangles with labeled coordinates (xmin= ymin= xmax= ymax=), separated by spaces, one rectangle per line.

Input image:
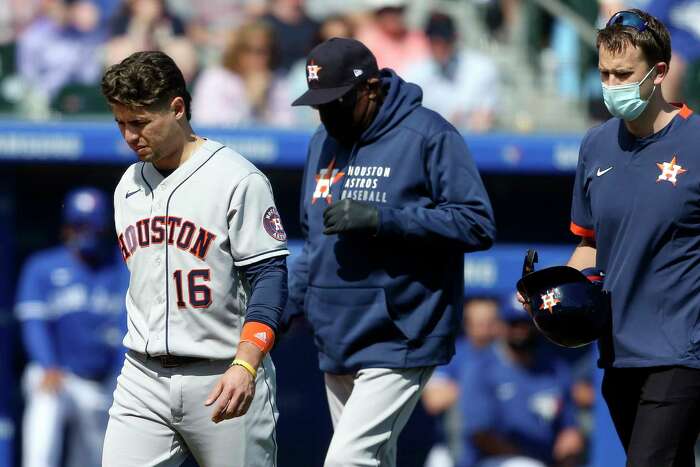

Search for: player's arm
xmin=568 ymin=131 xmax=597 ymax=271
xmin=14 ymin=256 xmax=63 ymax=392
xmin=375 ymin=130 xmax=496 ymax=251
xmin=206 ymin=254 xmax=288 ymax=423
xmin=422 ymin=356 xmax=462 ymax=415
xmin=552 ymin=362 xmax=585 ymax=466
xmin=567 ymin=236 xmax=596 ymax=270
xmin=421 ymin=377 xmax=459 ymax=415
xmin=237 ymin=254 xmax=288 ymax=362
xmin=207 ymin=171 xmax=290 ymax=422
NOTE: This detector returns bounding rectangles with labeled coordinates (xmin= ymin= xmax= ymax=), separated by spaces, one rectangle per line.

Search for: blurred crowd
xmin=419 ymin=295 xmax=601 ymax=467
xmin=0 ymin=0 xmax=697 ymax=132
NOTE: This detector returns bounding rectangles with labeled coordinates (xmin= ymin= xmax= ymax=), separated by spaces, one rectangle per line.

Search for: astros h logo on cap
xmin=292 ymin=37 xmax=379 ymax=107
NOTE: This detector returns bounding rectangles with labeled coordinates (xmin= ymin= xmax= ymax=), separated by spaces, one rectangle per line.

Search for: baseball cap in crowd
xmin=63 ymin=187 xmax=110 ymax=230
xmin=365 ymin=0 xmax=407 ymax=10
xmin=425 ymin=12 xmax=456 ymax=41
xmin=292 ymin=37 xmax=379 ymax=107
xmin=499 ymin=292 xmax=531 ymax=324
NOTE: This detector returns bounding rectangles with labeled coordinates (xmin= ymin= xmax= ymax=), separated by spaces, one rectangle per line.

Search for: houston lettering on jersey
xmin=117 ymin=216 xmax=216 ymax=262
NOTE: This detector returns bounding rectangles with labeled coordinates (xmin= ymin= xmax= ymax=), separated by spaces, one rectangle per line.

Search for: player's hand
xmin=39 ymin=368 xmax=64 ymax=393
xmin=516 ymin=291 xmax=532 ymax=315
xmin=552 ymin=427 xmax=584 ymax=464
xmin=204 ymin=364 xmax=256 ymax=423
xmin=323 ymin=199 xmax=379 ymax=235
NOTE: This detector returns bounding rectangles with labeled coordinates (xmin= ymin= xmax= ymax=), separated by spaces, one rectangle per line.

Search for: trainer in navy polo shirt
xmin=571 ymin=103 xmax=700 ymax=369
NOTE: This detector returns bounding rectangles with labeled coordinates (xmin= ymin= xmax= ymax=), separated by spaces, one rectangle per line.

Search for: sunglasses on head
xmin=606 ymin=10 xmax=662 ymax=47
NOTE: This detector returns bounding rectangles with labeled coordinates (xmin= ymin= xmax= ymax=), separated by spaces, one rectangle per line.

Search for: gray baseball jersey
xmin=113 ymin=138 xmax=289 ymax=359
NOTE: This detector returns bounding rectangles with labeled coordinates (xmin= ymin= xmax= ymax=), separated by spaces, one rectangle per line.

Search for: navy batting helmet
xmin=516 ymin=250 xmax=611 ymax=348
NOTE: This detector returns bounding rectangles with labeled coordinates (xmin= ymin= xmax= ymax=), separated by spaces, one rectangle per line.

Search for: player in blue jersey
xmin=422 ymin=296 xmax=503 ymax=467
xmin=458 ymin=304 xmax=583 ymax=467
xmin=564 ymin=8 xmax=700 ymax=467
xmin=15 ymin=187 xmax=128 ymax=467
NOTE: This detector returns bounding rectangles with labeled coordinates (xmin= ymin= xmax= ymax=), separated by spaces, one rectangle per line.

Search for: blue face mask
xmin=602 ymin=66 xmax=656 ymax=121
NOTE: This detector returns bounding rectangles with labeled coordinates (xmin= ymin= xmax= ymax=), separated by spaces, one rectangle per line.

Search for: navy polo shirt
xmin=571 ymin=104 xmax=700 ymax=369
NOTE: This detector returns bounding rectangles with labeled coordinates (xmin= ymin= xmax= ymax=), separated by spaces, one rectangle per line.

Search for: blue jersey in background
xmin=458 ymin=345 xmax=577 ymax=467
xmin=14 ymin=246 xmax=128 ymax=381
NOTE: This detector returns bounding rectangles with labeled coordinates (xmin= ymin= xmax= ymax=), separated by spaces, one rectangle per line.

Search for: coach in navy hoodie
xmin=289 ymin=38 xmax=495 ymax=467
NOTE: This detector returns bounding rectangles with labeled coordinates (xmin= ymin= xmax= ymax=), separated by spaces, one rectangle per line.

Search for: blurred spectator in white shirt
xmin=404 ymin=12 xmax=500 ymax=132
xmin=355 ymin=0 xmax=429 ymax=73
xmin=192 ymin=20 xmax=294 ymax=128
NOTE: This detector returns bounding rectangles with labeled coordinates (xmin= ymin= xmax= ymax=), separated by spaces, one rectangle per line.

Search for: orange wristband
xmin=240 ymin=321 xmax=275 ymax=354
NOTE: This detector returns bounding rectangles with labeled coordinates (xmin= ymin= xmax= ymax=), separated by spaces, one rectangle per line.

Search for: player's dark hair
xmin=101 ymin=51 xmax=192 ymax=120
xmin=597 ymin=9 xmax=671 ymax=67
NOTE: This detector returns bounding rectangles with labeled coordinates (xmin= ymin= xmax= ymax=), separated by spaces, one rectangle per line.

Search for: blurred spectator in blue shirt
xmin=0 ymin=0 xmax=45 ymax=45
xmin=458 ymin=304 xmax=584 ymax=467
xmin=17 ymin=0 xmax=105 ymax=102
xmin=404 ymin=12 xmax=499 ymax=132
xmin=646 ymin=0 xmax=700 ymax=102
xmin=261 ymin=0 xmax=319 ymax=72
xmin=104 ymin=0 xmax=197 ymax=82
xmin=192 ymin=20 xmax=293 ymax=127
xmin=422 ymin=296 xmax=503 ymax=467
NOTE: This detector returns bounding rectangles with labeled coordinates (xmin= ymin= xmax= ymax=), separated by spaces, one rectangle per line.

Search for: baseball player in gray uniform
xmin=100 ymin=51 xmax=289 ymax=467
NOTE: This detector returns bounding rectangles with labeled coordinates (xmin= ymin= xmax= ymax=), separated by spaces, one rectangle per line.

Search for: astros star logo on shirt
xmin=656 ymin=155 xmax=687 ymax=186
xmin=307 ymin=60 xmax=322 ymax=82
xmin=312 ymin=157 xmax=345 ymax=204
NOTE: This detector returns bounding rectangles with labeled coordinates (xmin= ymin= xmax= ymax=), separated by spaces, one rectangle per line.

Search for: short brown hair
xmin=596 ymin=9 xmax=672 ymax=67
xmin=101 ymin=51 xmax=192 ymax=120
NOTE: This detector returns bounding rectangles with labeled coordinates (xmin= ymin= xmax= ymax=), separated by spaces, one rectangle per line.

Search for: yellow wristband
xmin=231 ymin=358 xmax=256 ymax=379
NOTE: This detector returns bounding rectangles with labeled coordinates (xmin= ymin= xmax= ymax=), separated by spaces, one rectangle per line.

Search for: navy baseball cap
xmin=63 ymin=187 xmax=110 ymax=229
xmin=500 ymin=292 xmax=531 ymax=323
xmin=426 ymin=12 xmax=456 ymax=41
xmin=292 ymin=37 xmax=379 ymax=107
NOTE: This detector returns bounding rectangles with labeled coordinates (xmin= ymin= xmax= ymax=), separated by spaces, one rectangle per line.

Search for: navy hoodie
xmin=287 ymin=70 xmax=496 ymax=373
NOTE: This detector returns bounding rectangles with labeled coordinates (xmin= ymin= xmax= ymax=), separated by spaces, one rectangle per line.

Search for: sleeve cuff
xmin=570 ymin=221 xmax=595 ymax=239
xmin=234 ymin=248 xmax=289 ymax=267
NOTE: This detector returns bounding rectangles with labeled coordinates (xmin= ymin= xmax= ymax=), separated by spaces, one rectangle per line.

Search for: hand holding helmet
xmin=516 ymin=249 xmax=611 ymax=348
